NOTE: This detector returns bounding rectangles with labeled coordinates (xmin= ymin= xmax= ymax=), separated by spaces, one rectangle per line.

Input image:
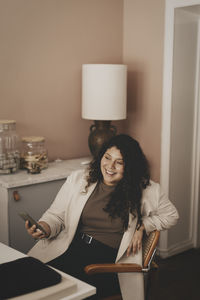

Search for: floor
xmin=152 ymin=248 xmax=200 ymax=300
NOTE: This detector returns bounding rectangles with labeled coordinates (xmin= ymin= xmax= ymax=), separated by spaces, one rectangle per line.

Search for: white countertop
xmin=0 ymin=157 xmax=91 ymax=188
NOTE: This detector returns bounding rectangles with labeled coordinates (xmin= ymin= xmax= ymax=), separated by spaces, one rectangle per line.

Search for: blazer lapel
xmin=67 ymin=181 xmax=97 ymax=236
xmin=78 ymin=182 xmax=97 ymax=214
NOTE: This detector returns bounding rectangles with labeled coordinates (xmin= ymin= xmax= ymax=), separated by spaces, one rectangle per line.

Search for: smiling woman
xmin=86 ymin=134 xmax=151 ymax=232
xmin=26 ymin=134 xmax=179 ymax=300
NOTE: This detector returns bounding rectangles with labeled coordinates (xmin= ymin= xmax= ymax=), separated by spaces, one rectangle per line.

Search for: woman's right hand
xmin=25 ymin=220 xmax=51 ymax=239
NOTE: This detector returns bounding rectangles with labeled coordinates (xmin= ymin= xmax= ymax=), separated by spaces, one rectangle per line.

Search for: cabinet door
xmin=8 ymin=179 xmax=66 ymax=254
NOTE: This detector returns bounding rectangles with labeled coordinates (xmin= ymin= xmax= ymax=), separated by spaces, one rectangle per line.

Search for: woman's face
xmin=100 ymin=146 xmax=124 ymax=186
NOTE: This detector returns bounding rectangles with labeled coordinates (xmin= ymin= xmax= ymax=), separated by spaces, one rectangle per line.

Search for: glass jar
xmin=0 ymin=120 xmax=20 ymax=174
xmin=20 ymin=136 xmax=48 ymax=173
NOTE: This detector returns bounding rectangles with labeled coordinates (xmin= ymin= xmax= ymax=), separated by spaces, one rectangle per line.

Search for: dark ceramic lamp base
xmin=88 ymin=120 xmax=117 ymax=158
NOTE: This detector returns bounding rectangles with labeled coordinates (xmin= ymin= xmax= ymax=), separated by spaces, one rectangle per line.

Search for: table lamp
xmin=82 ymin=64 xmax=127 ymax=158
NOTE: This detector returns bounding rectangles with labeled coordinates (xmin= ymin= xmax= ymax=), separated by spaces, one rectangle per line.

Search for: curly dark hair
xmin=86 ymin=134 xmax=150 ymax=230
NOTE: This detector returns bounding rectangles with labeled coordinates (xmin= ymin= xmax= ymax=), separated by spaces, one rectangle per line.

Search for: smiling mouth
xmin=105 ymin=169 xmax=116 ymax=176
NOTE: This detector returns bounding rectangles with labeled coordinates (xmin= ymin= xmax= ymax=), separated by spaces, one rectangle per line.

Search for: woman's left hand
xmin=127 ymin=224 xmax=145 ymax=256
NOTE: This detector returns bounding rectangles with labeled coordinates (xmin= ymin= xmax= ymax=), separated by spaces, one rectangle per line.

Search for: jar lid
xmin=0 ymin=120 xmax=16 ymax=124
xmin=22 ymin=136 xmax=45 ymax=143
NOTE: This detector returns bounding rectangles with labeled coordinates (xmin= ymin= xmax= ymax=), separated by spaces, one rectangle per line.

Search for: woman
xmin=26 ymin=134 xmax=179 ymax=300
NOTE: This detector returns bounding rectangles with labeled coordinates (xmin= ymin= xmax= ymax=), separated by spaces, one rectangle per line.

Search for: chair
xmin=84 ymin=230 xmax=160 ymax=300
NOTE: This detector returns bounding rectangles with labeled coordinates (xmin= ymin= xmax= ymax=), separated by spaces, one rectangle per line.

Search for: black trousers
xmin=48 ymin=233 xmax=120 ymax=299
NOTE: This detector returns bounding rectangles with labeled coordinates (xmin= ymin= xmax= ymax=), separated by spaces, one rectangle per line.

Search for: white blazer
xmin=28 ymin=169 xmax=179 ymax=300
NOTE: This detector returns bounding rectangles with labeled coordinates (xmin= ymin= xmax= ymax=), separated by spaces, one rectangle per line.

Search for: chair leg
xmin=144 ymin=266 xmax=159 ymax=300
xmin=100 ymin=295 xmax=122 ymax=300
xmin=144 ymin=272 xmax=149 ymax=300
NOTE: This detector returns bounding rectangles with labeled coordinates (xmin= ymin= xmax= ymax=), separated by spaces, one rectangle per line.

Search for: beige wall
xmin=123 ymin=0 xmax=165 ymax=180
xmin=0 ymin=0 xmax=123 ymax=161
xmin=0 ymin=0 xmax=165 ymax=180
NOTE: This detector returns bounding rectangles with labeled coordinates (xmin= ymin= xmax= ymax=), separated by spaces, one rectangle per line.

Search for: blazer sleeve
xmin=39 ymin=170 xmax=79 ymax=239
xmin=141 ymin=182 xmax=179 ymax=234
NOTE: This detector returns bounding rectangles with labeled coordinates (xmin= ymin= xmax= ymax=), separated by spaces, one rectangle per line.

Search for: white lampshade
xmin=82 ymin=64 xmax=127 ymax=120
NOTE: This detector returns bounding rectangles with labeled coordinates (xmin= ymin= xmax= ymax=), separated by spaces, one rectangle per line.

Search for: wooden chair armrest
xmin=143 ymin=230 xmax=160 ymax=268
xmin=84 ymin=263 xmax=142 ymax=275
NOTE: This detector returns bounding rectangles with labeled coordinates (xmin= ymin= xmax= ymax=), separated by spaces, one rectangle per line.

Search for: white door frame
xmin=161 ymin=0 xmax=200 ymax=251
xmin=191 ymin=20 xmax=200 ymax=247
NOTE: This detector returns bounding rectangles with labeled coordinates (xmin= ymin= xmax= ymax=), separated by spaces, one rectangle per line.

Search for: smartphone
xmin=19 ymin=212 xmax=47 ymax=235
